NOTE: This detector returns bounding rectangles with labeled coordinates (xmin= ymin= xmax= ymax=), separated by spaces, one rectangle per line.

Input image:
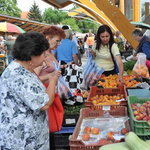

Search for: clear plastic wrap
xmin=77 ymin=111 xmax=129 ymax=145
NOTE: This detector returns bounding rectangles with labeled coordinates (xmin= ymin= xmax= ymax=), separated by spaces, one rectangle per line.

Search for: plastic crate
xmin=69 ymin=107 xmax=130 ymax=150
xmin=56 ymin=126 xmax=75 ymax=134
xmin=85 ymin=85 xmax=127 ymax=110
xmin=54 ymin=133 xmax=71 ymax=149
xmin=62 ymin=114 xmax=79 ymax=127
xmin=128 ymin=96 xmax=150 ymax=138
xmin=127 ymin=89 xmax=150 ymax=98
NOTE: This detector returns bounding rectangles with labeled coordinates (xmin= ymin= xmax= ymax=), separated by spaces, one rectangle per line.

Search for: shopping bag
xmin=53 ymin=61 xmax=72 ymax=99
xmin=133 ymin=53 xmax=149 ymax=78
xmin=80 ymin=51 xmax=104 ymax=89
xmin=62 ymin=64 xmax=84 ymax=105
xmin=34 ymin=71 xmax=64 ymax=133
xmin=47 ymin=93 xmax=64 ymax=132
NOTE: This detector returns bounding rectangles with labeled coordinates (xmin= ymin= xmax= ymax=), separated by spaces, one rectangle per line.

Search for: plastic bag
xmin=53 ymin=61 xmax=72 ymax=98
xmin=133 ymin=53 xmax=149 ymax=78
xmin=80 ymin=51 xmax=104 ymax=89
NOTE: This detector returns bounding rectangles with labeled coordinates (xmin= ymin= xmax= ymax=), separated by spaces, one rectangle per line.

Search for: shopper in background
xmin=0 ymin=35 xmax=15 ymax=64
xmin=132 ymin=29 xmax=150 ymax=60
xmin=83 ymin=34 xmax=89 ymax=58
xmin=0 ymin=32 xmax=61 ymax=150
xmin=0 ymin=36 xmax=5 ymax=54
xmin=54 ymin=28 xmax=79 ymax=66
xmin=89 ymin=24 xmax=124 ymax=83
xmin=61 ymin=25 xmax=82 ymax=66
xmin=115 ymin=31 xmax=125 ymax=55
xmin=87 ymin=31 xmax=94 ymax=48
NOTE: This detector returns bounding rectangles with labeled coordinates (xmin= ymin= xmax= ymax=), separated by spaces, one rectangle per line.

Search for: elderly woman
xmin=34 ymin=26 xmax=67 ymax=83
xmin=0 ymin=32 xmax=61 ymax=150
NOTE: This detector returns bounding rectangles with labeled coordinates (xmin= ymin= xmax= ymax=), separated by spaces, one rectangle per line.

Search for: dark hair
xmin=96 ymin=25 xmax=115 ymax=50
xmin=62 ymin=25 xmax=69 ymax=30
xmin=12 ymin=32 xmax=49 ymax=61
xmin=42 ymin=26 xmax=66 ymax=39
xmin=132 ymin=29 xmax=143 ymax=37
xmin=84 ymin=34 xmax=88 ymax=42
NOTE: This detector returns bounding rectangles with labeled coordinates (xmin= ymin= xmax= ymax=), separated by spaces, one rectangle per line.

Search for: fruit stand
xmin=54 ymin=74 xmax=150 ymax=150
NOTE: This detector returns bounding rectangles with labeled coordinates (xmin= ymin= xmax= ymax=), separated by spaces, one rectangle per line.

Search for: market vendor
xmin=89 ymin=24 xmax=124 ymax=83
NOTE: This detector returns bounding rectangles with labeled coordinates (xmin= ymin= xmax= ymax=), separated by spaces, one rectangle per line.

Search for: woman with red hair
xmin=34 ymin=26 xmax=67 ymax=83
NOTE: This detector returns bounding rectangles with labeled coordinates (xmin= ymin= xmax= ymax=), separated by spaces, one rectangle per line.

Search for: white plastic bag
xmin=133 ymin=53 xmax=149 ymax=78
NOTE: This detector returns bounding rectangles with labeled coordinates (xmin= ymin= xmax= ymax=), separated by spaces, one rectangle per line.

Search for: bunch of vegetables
xmin=123 ymin=60 xmax=136 ymax=71
xmin=100 ymin=132 xmax=150 ymax=150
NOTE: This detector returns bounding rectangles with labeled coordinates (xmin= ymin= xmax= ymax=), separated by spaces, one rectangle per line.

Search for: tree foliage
xmin=43 ymin=8 xmax=99 ymax=33
xmin=0 ymin=0 xmax=21 ymax=17
xmin=43 ymin=8 xmax=68 ymax=24
xmin=28 ymin=1 xmax=43 ymax=22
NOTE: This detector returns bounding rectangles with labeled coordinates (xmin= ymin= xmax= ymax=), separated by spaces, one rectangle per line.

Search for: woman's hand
xmin=48 ymin=70 xmax=61 ymax=84
xmin=119 ymin=75 xmax=125 ymax=84
xmin=89 ymin=49 xmax=96 ymax=57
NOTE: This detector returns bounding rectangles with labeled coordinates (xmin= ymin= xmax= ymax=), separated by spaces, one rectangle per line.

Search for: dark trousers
xmin=103 ymin=69 xmax=117 ymax=76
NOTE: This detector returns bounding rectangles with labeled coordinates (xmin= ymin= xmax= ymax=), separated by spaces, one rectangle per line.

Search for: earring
xmin=28 ymin=62 xmax=33 ymax=70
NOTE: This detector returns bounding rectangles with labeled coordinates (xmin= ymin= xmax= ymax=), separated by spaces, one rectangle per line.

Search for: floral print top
xmin=0 ymin=61 xmax=50 ymax=150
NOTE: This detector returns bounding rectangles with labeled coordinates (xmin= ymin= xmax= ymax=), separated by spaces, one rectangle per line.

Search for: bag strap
xmin=109 ymin=43 xmax=116 ymax=67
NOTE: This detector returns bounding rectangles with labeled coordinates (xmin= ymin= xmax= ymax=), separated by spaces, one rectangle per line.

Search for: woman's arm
xmin=40 ymin=70 xmax=61 ymax=111
xmin=115 ymin=55 xmax=124 ymax=83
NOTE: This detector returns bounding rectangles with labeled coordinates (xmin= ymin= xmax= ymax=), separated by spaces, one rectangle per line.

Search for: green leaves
xmin=0 ymin=0 xmax=21 ymax=17
xmin=123 ymin=60 xmax=137 ymax=71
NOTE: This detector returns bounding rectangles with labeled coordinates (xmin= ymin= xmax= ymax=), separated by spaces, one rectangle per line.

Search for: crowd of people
xmin=0 ymin=23 xmax=150 ymax=150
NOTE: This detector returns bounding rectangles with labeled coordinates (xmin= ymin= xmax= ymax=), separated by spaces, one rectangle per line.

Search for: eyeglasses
xmin=53 ymin=39 xmax=61 ymax=45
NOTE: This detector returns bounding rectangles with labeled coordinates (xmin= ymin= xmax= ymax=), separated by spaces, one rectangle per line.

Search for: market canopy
xmin=0 ymin=14 xmax=50 ymax=33
xmin=130 ymin=21 xmax=150 ymax=29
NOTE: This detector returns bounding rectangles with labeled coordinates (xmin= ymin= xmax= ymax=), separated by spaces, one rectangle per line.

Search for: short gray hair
xmin=64 ymin=29 xmax=72 ymax=39
xmin=132 ymin=29 xmax=143 ymax=37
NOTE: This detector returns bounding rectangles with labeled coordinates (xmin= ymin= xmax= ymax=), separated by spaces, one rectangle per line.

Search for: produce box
xmin=63 ymin=104 xmax=84 ymax=127
xmin=54 ymin=133 xmax=71 ymax=150
xmin=98 ymin=75 xmax=141 ymax=88
xmin=62 ymin=114 xmax=79 ymax=127
xmin=69 ymin=107 xmax=130 ymax=150
xmin=85 ymin=85 xmax=127 ymax=110
xmin=128 ymin=96 xmax=150 ymax=140
xmin=127 ymin=89 xmax=150 ymax=98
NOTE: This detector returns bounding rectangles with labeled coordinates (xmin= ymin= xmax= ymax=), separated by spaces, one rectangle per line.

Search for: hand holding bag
xmin=133 ymin=53 xmax=149 ymax=78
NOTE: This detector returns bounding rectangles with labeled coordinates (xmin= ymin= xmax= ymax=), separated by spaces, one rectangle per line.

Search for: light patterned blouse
xmin=0 ymin=61 xmax=50 ymax=150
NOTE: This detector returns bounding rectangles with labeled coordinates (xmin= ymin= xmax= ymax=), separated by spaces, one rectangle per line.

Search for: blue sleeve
xmin=142 ymin=42 xmax=150 ymax=59
xmin=72 ymin=42 xmax=78 ymax=54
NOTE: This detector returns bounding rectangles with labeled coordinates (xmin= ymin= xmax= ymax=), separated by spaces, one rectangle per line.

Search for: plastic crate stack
xmin=128 ymin=95 xmax=150 ymax=141
xmin=52 ymin=103 xmax=85 ymax=150
xmin=69 ymin=107 xmax=130 ymax=150
xmin=68 ymin=84 xmax=130 ymax=150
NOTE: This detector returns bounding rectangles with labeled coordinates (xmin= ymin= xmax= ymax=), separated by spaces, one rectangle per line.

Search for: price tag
xmin=102 ymin=106 xmax=110 ymax=110
xmin=116 ymin=98 xmax=125 ymax=102
xmin=66 ymin=119 xmax=76 ymax=124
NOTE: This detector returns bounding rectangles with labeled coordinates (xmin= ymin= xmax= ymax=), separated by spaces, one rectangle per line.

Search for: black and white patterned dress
xmin=0 ymin=61 xmax=50 ymax=150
